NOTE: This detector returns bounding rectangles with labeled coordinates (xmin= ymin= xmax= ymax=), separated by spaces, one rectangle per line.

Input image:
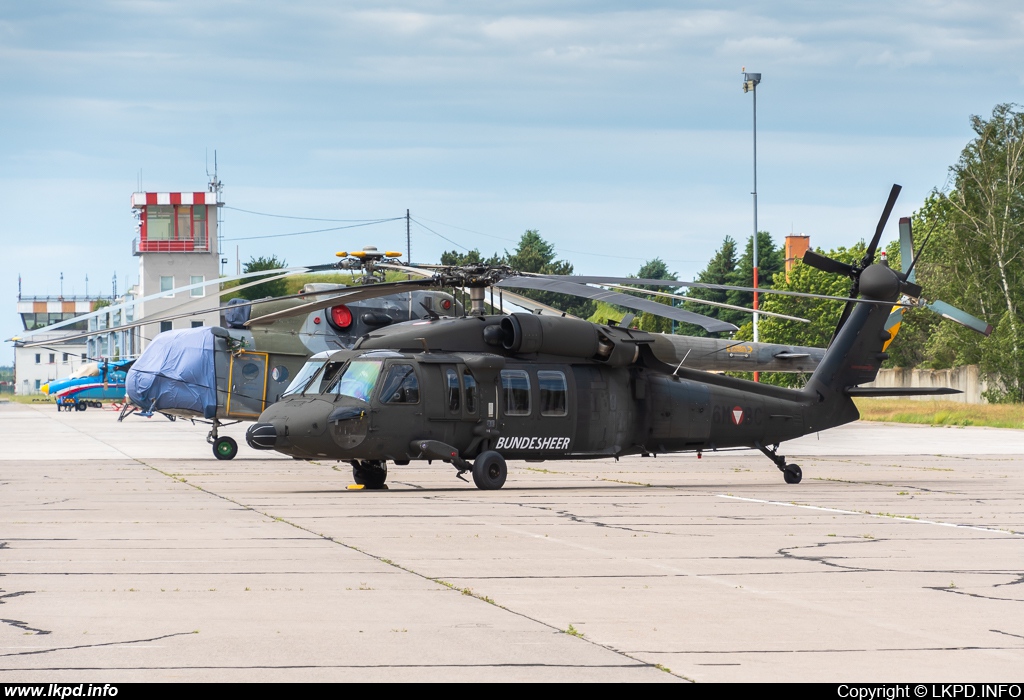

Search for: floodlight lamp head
xmin=742 ymin=72 xmax=761 ymax=93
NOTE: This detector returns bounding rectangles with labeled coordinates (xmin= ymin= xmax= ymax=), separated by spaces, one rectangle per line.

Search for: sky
xmin=3 ymin=1 xmax=1023 ymax=357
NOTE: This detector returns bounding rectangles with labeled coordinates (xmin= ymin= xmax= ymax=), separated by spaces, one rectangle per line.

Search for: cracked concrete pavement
xmin=1 ymin=401 xmax=1022 ymax=682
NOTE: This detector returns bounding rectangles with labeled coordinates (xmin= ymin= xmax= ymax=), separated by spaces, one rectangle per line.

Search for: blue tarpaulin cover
xmin=126 ymin=328 xmax=217 ymax=418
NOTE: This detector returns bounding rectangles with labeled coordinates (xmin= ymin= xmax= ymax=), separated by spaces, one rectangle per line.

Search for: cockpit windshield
xmin=326 ymin=360 xmax=383 ymax=402
xmin=282 ymin=360 xmax=326 ymax=397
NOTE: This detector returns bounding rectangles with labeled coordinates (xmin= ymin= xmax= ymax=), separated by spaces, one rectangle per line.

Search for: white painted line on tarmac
xmin=715 ymin=494 xmax=1024 ymax=536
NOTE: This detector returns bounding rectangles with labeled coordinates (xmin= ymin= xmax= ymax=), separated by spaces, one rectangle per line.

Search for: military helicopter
xmin=244 ymin=185 xmax=986 ymax=490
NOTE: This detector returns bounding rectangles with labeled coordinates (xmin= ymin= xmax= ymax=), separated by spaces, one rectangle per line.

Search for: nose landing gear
xmin=351 ymin=460 xmax=388 ymax=489
xmin=207 ymin=419 xmax=240 ymax=460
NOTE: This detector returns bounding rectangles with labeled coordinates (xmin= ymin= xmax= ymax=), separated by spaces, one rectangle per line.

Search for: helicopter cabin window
xmin=446 ymin=369 xmax=460 ymax=412
xmin=283 ymin=359 xmax=325 ymax=396
xmin=380 ymin=364 xmax=419 ymax=404
xmin=463 ymin=370 xmax=477 ymax=413
xmin=329 ymin=360 xmax=384 ymax=402
xmin=501 ymin=369 xmax=531 ymax=416
xmin=538 ymin=370 xmax=568 ymax=417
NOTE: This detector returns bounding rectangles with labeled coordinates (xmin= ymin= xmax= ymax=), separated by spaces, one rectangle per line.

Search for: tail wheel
xmin=783 ymin=464 xmax=802 ymax=484
xmin=472 ymin=451 xmax=507 ymax=490
xmin=213 ymin=436 xmax=238 ymax=460
xmin=353 ymin=461 xmax=388 ymax=489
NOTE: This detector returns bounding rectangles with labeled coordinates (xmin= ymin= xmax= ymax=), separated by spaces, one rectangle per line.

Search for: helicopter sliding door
xmin=495 ymin=366 xmax=575 ymax=458
xmin=226 ymin=351 xmax=270 ymax=418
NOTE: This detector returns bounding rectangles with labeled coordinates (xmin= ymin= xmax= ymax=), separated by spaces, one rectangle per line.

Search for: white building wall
xmin=14 ymin=338 xmax=88 ymax=395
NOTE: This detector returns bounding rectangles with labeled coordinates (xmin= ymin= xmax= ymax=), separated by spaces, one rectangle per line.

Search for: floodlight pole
xmin=743 ymin=69 xmax=762 ymax=381
xmin=743 ymin=70 xmax=762 ymax=344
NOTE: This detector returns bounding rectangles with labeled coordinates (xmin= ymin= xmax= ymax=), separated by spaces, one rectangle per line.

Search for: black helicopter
xmin=244 ymin=185 xmax=979 ymax=490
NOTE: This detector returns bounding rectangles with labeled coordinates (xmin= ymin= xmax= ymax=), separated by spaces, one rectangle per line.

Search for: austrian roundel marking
xmin=730 ymin=406 xmax=745 ymax=426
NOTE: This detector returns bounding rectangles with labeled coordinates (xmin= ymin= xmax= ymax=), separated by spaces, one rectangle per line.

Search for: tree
xmin=504 ymin=230 xmax=595 ymax=318
xmin=238 ymin=255 xmax=289 ymax=301
xmin=920 ymin=104 xmax=1024 ymax=401
xmin=681 ymin=236 xmax=737 ymax=335
xmin=630 ymin=258 xmax=678 ymax=333
xmin=724 ymin=231 xmax=785 ymax=329
xmin=681 ymin=232 xmax=783 ymax=334
xmin=440 ymin=249 xmax=503 ymax=267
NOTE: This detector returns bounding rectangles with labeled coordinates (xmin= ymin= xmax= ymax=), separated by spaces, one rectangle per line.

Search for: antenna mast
xmin=207 ymin=150 xmax=224 ymax=261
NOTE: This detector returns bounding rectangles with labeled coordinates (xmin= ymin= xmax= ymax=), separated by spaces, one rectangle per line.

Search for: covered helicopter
xmin=119 ymin=247 xmax=473 ymax=459
xmin=243 ymin=185 xmax=990 ymax=490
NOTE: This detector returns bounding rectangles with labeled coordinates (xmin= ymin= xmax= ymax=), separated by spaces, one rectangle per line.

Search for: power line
xmin=222 ymin=218 xmax=403 ymax=243
xmin=409 ymin=218 xmax=472 ymax=252
xmin=223 ymin=206 xmax=394 ymax=223
xmin=412 ymin=215 xmax=706 ymax=265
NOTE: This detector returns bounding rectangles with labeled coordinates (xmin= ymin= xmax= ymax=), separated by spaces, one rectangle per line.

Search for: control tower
xmin=131 ymin=188 xmax=222 ymax=349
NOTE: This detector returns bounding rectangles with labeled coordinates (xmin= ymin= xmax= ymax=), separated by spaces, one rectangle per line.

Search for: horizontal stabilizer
xmin=845 ymin=387 xmax=962 ymax=397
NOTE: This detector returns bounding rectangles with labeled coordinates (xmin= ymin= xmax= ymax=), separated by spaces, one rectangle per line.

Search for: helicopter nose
xmin=246 ymin=422 xmax=278 ymax=450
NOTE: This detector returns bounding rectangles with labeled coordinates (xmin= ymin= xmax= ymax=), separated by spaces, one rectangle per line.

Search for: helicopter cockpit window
xmin=307 ymin=361 xmax=346 ymax=395
xmin=445 ymin=369 xmax=460 ymax=412
xmin=463 ymin=370 xmax=477 ymax=414
xmin=538 ymin=370 xmax=568 ymax=417
xmin=283 ymin=360 xmax=326 ymax=397
xmin=327 ymin=360 xmax=383 ymax=402
xmin=500 ymin=369 xmax=531 ymax=416
xmin=380 ymin=364 xmax=420 ymax=404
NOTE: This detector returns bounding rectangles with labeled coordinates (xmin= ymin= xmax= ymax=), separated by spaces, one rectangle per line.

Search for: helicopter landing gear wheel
xmin=352 ymin=460 xmax=388 ymax=489
xmin=783 ymin=464 xmax=802 ymax=484
xmin=213 ymin=436 xmax=238 ymax=460
xmin=472 ymin=451 xmax=507 ymax=490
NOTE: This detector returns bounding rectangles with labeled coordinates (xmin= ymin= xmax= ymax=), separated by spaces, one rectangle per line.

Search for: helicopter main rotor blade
xmin=9 ymin=266 xmax=319 ymax=341
xmin=599 ymin=283 xmax=810 ymax=324
xmin=496 ymin=289 xmax=579 ymax=318
xmin=245 ymin=278 xmax=440 ymax=326
xmin=496 ymin=277 xmax=738 ymax=333
xmin=544 ymin=276 xmax=917 ymax=308
xmin=377 ymin=263 xmax=435 ymax=278
xmin=16 ymin=280 xmax=339 ymax=348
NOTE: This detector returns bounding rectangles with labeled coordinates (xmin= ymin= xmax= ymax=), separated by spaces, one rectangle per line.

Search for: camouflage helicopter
xmin=243 ymin=186 xmax=987 ymax=490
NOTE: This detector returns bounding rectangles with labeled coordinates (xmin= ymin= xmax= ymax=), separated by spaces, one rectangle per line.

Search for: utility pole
xmin=406 ymin=209 xmax=412 ymax=280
